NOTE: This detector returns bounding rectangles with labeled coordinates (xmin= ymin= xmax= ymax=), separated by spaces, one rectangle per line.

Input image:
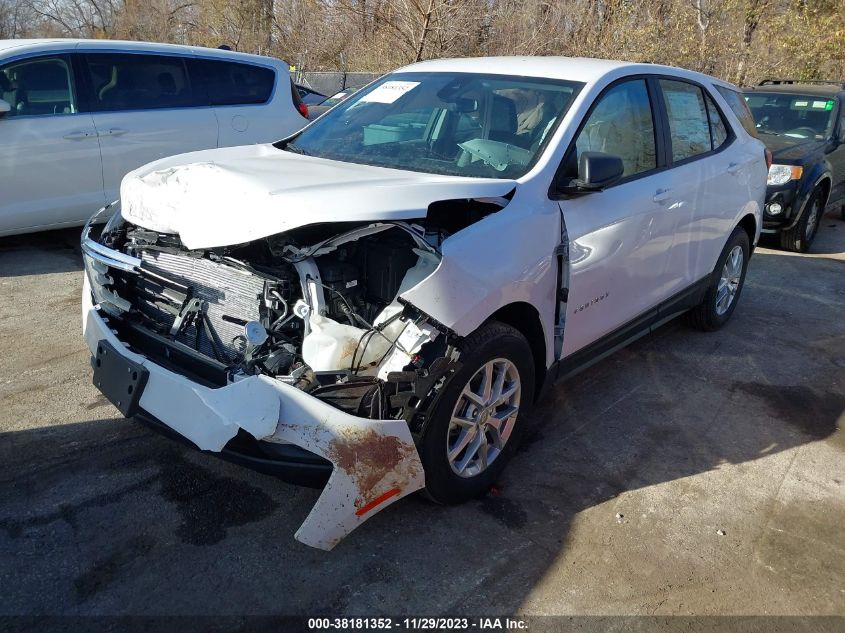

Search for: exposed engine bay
xmin=87 ymin=215 xmax=462 ymax=423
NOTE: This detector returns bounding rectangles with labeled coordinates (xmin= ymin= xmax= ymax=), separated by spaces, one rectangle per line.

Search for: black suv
xmin=744 ymin=80 xmax=845 ymax=251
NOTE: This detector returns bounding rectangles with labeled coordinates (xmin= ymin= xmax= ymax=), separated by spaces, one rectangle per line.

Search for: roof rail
xmin=759 ymin=79 xmax=845 ymax=88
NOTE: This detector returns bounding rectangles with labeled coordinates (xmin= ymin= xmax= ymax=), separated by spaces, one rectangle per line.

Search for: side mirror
xmin=0 ymin=99 xmax=10 ymax=118
xmin=556 ymin=151 xmax=625 ymax=196
xmin=574 ymin=151 xmax=625 ymax=190
xmin=826 ymin=128 xmax=843 ymax=151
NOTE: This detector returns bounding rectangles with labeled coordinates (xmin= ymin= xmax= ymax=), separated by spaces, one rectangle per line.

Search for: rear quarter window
xmin=715 ymin=85 xmax=759 ymax=138
xmin=192 ymin=59 xmax=275 ymax=106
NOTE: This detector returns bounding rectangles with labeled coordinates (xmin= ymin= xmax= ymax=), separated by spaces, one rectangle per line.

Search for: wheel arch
xmin=737 ymin=213 xmax=757 ymax=248
xmin=487 ymin=302 xmax=547 ymax=402
xmin=799 ymin=168 xmax=833 ymax=209
xmin=816 ymin=175 xmax=832 ymax=207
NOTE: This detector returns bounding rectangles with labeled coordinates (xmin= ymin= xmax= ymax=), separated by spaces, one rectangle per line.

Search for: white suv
xmin=80 ymin=57 xmax=767 ymax=550
xmin=0 ymin=39 xmax=309 ymax=236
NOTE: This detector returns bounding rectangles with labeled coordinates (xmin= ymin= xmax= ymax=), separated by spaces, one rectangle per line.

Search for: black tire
xmin=840 ymin=203 xmax=844 ymax=222
xmin=419 ymin=321 xmax=535 ymax=504
xmin=779 ymin=188 xmax=823 ymax=252
xmin=686 ymin=226 xmax=750 ymax=332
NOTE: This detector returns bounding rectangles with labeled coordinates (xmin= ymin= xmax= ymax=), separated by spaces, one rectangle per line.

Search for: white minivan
xmin=81 ymin=57 xmax=767 ymax=550
xmin=0 ymin=39 xmax=309 ymax=236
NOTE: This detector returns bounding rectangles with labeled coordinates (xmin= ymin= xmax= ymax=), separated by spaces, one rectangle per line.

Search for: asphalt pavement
xmin=0 ymin=212 xmax=843 ymax=618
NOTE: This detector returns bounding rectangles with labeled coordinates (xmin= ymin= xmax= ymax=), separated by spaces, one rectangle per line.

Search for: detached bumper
xmin=136 ymin=412 xmax=333 ymax=488
xmin=81 ymin=276 xmax=424 ymax=550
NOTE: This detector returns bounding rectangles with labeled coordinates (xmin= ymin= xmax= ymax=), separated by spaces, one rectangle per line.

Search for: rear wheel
xmin=780 ymin=188 xmax=823 ymax=252
xmin=419 ymin=321 xmax=534 ymax=504
xmin=686 ymin=226 xmax=750 ymax=331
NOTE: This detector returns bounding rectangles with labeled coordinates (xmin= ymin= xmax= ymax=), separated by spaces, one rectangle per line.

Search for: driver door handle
xmin=653 ymin=188 xmax=673 ymax=203
xmin=63 ymin=130 xmax=97 ymax=140
xmin=727 ymin=161 xmax=741 ymax=174
xmin=104 ymin=128 xmax=127 ymax=137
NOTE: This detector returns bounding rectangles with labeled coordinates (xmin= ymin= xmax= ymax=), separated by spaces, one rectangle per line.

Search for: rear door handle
xmin=727 ymin=161 xmax=741 ymax=174
xmin=105 ymin=128 xmax=127 ymax=137
xmin=63 ymin=130 xmax=97 ymax=140
xmin=653 ymin=188 xmax=673 ymax=203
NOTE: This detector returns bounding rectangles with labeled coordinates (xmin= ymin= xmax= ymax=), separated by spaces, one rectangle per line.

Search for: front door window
xmin=574 ymin=79 xmax=657 ymax=179
xmin=0 ymin=56 xmax=77 ymax=117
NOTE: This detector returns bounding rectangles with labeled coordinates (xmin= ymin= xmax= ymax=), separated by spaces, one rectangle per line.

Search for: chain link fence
xmin=291 ymin=71 xmax=382 ymax=97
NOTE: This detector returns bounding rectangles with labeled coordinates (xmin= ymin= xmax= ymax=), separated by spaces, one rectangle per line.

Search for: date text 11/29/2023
xmin=307 ymin=617 xmax=528 ymax=630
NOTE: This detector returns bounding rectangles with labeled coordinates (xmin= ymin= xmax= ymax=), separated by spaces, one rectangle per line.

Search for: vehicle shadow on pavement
xmin=0 ymin=228 xmax=84 ymax=277
xmin=0 ymin=230 xmax=843 ymax=617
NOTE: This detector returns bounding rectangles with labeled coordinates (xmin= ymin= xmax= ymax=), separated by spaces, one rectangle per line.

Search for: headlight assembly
xmin=767 ymin=164 xmax=803 ymax=186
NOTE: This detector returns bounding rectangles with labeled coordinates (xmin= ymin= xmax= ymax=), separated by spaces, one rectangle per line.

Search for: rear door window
xmin=659 ymin=79 xmax=712 ymax=162
xmin=190 ymin=59 xmax=275 ymax=106
xmin=0 ymin=55 xmax=77 ymax=117
xmin=83 ymin=53 xmax=195 ymax=111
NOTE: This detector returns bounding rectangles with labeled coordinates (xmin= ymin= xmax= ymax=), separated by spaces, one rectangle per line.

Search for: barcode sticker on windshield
xmin=812 ymin=100 xmax=828 ymax=109
xmin=359 ymin=81 xmax=420 ymax=104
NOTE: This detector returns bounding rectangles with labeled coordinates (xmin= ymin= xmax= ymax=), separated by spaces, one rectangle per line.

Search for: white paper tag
xmin=359 ymin=81 xmax=420 ymax=104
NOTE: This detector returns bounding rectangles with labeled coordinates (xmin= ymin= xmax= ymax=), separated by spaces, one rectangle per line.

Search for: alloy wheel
xmin=715 ymin=245 xmax=743 ymax=316
xmin=446 ymin=358 xmax=521 ymax=478
xmin=804 ymin=199 xmax=820 ymax=241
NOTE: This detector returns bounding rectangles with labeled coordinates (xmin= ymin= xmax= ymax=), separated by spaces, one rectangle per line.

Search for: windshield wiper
xmin=282 ymin=143 xmax=311 ymax=156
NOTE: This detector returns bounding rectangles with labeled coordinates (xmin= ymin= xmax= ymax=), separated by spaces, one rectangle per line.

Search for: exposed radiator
xmin=123 ymin=250 xmax=266 ymax=363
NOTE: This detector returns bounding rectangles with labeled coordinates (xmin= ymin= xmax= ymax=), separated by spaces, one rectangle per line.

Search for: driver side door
xmin=558 ymin=77 xmax=679 ymax=358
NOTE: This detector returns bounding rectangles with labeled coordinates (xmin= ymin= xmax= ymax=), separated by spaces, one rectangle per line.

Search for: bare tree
xmin=1 ymin=0 xmax=38 ymax=37
xmin=734 ymin=0 xmax=770 ymax=84
xmin=29 ymin=0 xmax=120 ymax=37
xmin=3 ymin=0 xmax=842 ymax=84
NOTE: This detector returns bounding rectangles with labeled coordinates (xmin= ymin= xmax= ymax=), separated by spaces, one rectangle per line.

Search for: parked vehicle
xmin=307 ymin=89 xmax=357 ymax=119
xmin=743 ymin=80 xmax=845 ymax=251
xmin=295 ymin=83 xmax=327 ymax=105
xmin=81 ymin=57 xmax=767 ymax=549
xmin=0 ymin=39 xmax=309 ymax=237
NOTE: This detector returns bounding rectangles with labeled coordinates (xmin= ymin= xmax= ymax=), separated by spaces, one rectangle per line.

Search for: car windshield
xmin=280 ymin=72 xmax=584 ymax=179
xmin=744 ymin=92 xmax=837 ymax=141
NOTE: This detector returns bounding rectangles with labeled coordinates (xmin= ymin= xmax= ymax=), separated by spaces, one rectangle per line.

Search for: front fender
xmin=399 ymin=193 xmax=560 ymax=369
xmin=785 ymin=166 xmax=832 ymax=229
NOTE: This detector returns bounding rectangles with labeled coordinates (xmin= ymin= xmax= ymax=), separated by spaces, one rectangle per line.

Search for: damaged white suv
xmin=81 ymin=57 xmax=766 ymax=549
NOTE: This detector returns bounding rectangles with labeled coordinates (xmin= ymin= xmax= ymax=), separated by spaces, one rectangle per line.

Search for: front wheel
xmin=686 ymin=226 xmax=750 ymax=332
xmin=419 ymin=321 xmax=535 ymax=504
xmin=780 ymin=188 xmax=823 ymax=252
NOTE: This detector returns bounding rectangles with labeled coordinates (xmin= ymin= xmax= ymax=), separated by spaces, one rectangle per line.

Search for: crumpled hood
xmin=120 ymin=144 xmax=517 ymax=250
